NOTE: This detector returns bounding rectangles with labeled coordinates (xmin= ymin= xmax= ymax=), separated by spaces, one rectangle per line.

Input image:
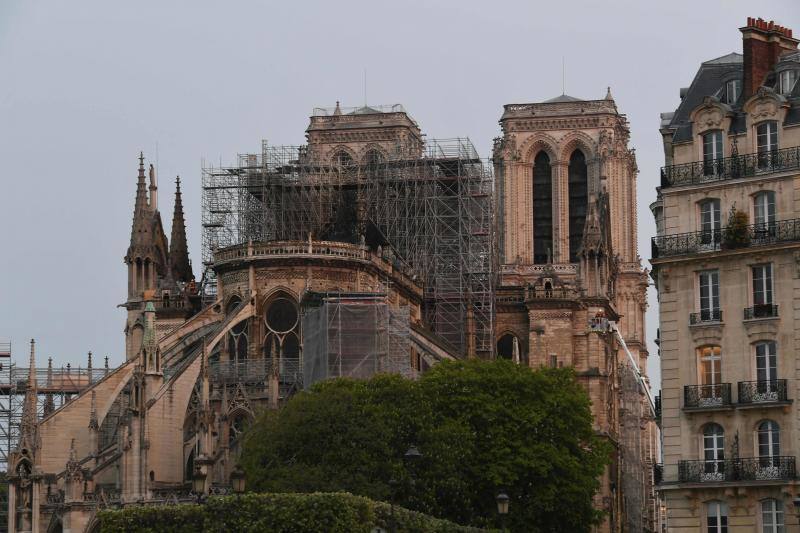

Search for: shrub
xmin=97 ymin=492 xmax=484 ymax=533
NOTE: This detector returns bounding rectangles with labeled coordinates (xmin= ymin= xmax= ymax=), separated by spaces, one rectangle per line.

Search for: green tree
xmin=240 ymin=360 xmax=610 ymax=532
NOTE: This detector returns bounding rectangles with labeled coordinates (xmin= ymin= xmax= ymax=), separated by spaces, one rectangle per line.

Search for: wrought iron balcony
xmin=678 ymin=457 xmax=796 ymax=483
xmin=660 ymin=146 xmax=800 ymax=188
xmin=652 ymin=218 xmax=800 ymax=259
xmin=738 ymin=380 xmax=789 ymax=405
xmin=744 ymin=304 xmax=779 ymax=320
xmin=689 ymin=309 xmax=722 ymax=325
xmin=684 ymin=383 xmax=732 ymax=409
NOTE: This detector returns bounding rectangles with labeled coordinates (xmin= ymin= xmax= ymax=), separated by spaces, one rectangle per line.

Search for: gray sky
xmin=0 ymin=1 xmax=796 ymax=389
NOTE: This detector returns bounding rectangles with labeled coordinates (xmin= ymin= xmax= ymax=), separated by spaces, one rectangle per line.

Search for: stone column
xmin=553 ymin=161 xmax=570 ymax=264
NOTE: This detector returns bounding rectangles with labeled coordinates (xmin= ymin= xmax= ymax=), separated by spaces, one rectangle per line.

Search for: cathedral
xmin=7 ymin=94 xmax=656 ymax=532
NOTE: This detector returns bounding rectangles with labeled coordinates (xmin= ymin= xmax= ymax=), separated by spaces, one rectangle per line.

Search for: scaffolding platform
xmin=202 ymin=138 xmax=494 ymax=357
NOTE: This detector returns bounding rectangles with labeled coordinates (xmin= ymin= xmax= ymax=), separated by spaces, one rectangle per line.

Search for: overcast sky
xmin=0 ymin=1 xmax=796 ymax=388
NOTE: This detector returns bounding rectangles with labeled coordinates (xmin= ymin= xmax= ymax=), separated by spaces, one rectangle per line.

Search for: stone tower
xmin=492 ymin=91 xmax=656 ymax=532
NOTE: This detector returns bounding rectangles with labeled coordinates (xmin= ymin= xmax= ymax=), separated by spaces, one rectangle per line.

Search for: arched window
xmin=761 ymin=498 xmax=784 ymax=533
xmin=757 ymin=420 xmax=780 ymax=465
xmin=228 ymin=321 xmax=248 ymax=362
xmin=532 ymin=151 xmax=552 ymax=264
xmin=568 ymin=150 xmax=588 ymax=262
xmin=496 ymin=333 xmax=520 ymax=362
xmin=263 ymin=295 xmax=301 ymax=382
xmin=706 ymin=500 xmax=728 ymax=533
xmin=229 ymin=413 xmax=249 ymax=447
xmin=703 ymin=424 xmax=725 ymax=479
xmin=332 ymin=150 xmax=354 ymax=170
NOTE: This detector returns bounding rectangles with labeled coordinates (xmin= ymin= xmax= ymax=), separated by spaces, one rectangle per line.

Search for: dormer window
xmin=778 ymin=70 xmax=797 ymax=95
xmin=724 ymin=79 xmax=741 ymax=104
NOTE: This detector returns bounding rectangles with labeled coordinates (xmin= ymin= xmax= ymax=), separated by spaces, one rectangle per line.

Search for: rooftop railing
xmin=651 ymin=218 xmax=800 ymax=259
xmin=661 ymin=146 xmax=800 ymax=189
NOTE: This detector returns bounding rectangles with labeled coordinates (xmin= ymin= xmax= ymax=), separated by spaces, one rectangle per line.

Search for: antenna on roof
xmin=562 ymin=56 xmax=566 ymax=95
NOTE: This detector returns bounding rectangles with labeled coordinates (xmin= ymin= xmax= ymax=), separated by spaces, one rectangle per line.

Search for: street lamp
xmin=496 ymin=492 xmax=509 ymax=531
xmin=192 ymin=465 xmax=207 ymax=504
xmin=230 ymin=464 xmax=246 ymax=496
xmin=403 ymin=445 xmax=422 ymax=484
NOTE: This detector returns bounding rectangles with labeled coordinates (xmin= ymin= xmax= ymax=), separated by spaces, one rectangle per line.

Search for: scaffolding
xmin=202 ymin=137 xmax=494 ymax=357
xmin=301 ymin=293 xmax=414 ymax=388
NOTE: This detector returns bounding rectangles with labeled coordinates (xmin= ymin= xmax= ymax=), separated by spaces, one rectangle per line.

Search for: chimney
xmin=741 ymin=17 xmax=799 ymax=100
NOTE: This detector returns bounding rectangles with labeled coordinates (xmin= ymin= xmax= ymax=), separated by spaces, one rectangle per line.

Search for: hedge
xmin=97 ymin=492 xmax=487 ymax=533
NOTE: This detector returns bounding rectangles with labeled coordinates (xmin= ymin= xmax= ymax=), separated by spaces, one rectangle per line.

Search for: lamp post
xmin=496 ymin=492 xmax=509 ymax=531
xmin=388 ymin=445 xmax=423 ymax=533
xmin=230 ymin=464 xmax=246 ymax=497
xmin=192 ymin=465 xmax=207 ymax=504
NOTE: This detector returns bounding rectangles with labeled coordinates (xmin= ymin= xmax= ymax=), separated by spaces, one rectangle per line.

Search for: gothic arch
xmin=258 ymin=286 xmax=299 ymax=316
xmin=328 ymin=145 xmax=357 ymax=166
xmin=558 ymin=131 xmax=598 ymax=162
xmin=519 ymin=134 xmax=559 ymax=165
xmin=358 ymin=143 xmax=388 ymax=162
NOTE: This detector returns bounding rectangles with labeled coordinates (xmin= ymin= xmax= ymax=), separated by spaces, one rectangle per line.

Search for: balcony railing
xmin=744 ymin=304 xmax=779 ymax=320
xmin=738 ymin=380 xmax=789 ymax=404
xmin=660 ymin=146 xmax=800 ymax=188
xmin=684 ymin=383 xmax=732 ymax=409
xmin=652 ymin=218 xmax=800 ymax=259
xmin=689 ymin=309 xmax=722 ymax=325
xmin=677 ymin=457 xmax=796 ymax=483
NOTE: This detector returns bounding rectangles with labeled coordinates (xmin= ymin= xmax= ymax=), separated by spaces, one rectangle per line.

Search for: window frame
xmin=756 ymin=121 xmax=779 ymax=170
xmin=698 ymin=270 xmax=721 ymax=319
xmin=778 ymin=70 xmax=797 ymax=96
xmin=705 ymin=500 xmax=729 ymax=533
xmin=697 ymin=345 xmax=723 ymax=388
xmin=754 ymin=341 xmax=778 ymax=383
xmin=751 ymin=263 xmax=774 ymax=306
xmin=757 ymin=420 xmax=780 ymax=460
xmin=725 ymin=79 xmax=741 ymax=104
xmin=760 ymin=498 xmax=785 ymax=533
xmin=702 ymin=130 xmax=724 ymax=176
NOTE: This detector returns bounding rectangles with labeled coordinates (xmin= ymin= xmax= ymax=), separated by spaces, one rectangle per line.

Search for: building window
xmin=698 ymin=345 xmax=722 ymax=394
xmin=532 ymin=151 xmax=553 ymax=264
xmin=761 ymin=498 xmax=785 ymax=533
xmin=706 ymin=500 xmax=728 ymax=533
xmin=228 ymin=321 xmax=248 ymax=362
xmin=263 ymin=295 xmax=301 ymax=379
xmin=699 ymin=199 xmax=721 ymax=248
xmin=752 ymin=264 xmax=773 ymax=306
xmin=778 ymin=70 xmax=797 ymax=96
xmin=703 ymin=424 xmax=725 ymax=480
xmin=755 ymin=341 xmax=778 ymax=384
xmin=698 ymin=270 xmax=720 ymax=321
xmin=753 ymin=191 xmax=776 ymax=227
xmin=568 ymin=149 xmax=588 ymax=262
xmin=724 ymin=79 xmax=741 ymax=104
xmin=758 ymin=420 xmax=780 ymax=463
xmin=702 ymin=131 xmax=723 ymax=175
xmin=757 ymin=121 xmax=779 ymax=168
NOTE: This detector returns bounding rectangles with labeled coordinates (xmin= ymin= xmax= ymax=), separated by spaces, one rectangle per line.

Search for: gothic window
xmin=226 ymin=295 xmax=242 ymax=315
xmin=263 ymin=295 xmax=301 ymax=380
xmin=332 ymin=150 xmax=354 ymax=172
xmin=228 ymin=320 xmax=249 ymax=362
xmin=706 ymin=500 xmax=728 ymax=533
xmin=532 ymin=151 xmax=553 ymax=264
xmin=761 ymin=498 xmax=785 ymax=533
xmin=229 ymin=413 xmax=248 ymax=447
xmin=568 ymin=149 xmax=588 ymax=262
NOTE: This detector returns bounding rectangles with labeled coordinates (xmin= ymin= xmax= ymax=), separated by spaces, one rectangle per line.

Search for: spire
xmin=169 ymin=176 xmax=193 ymax=283
xmin=18 ymin=339 xmax=38 ymax=453
xmin=605 ymin=86 xmax=614 ymax=100
xmin=135 ymin=152 xmax=149 ymax=212
xmin=333 ymin=100 xmax=342 ymax=115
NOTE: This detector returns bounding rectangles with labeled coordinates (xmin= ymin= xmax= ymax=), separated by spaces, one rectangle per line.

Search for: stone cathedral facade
xmin=7 ymin=96 xmax=656 ymax=532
